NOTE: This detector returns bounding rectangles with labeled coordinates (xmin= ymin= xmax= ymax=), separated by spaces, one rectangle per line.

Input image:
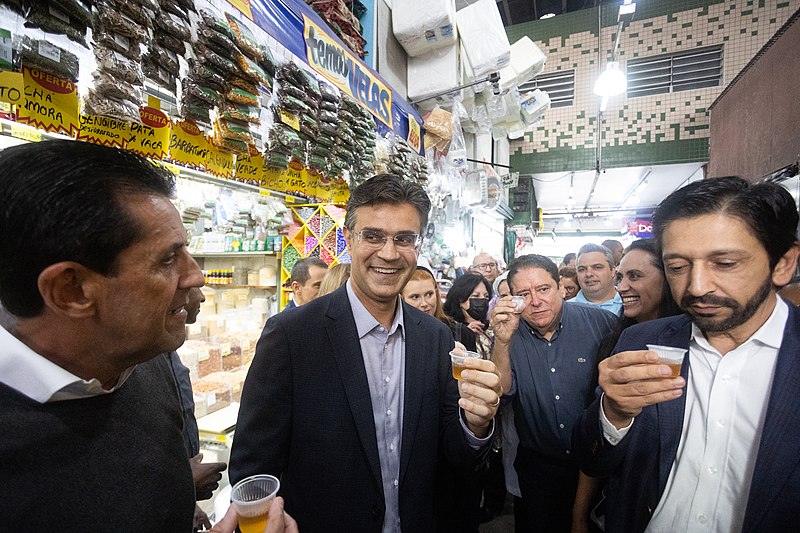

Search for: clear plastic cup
xmin=646 ymin=344 xmax=686 ymax=377
xmin=450 ymin=349 xmax=482 ymax=380
xmin=510 ymin=295 xmax=525 ymax=312
xmin=231 ymin=474 xmax=280 ymax=533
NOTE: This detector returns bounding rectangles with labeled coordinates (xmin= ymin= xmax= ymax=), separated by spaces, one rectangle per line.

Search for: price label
xmin=10 ymin=124 xmax=41 ymax=142
xmin=0 ymin=71 xmax=24 ymax=106
xmin=279 ymin=109 xmax=300 ymax=131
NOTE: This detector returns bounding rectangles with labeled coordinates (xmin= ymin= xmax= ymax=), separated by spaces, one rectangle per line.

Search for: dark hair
xmin=443 ymin=273 xmax=492 ymax=323
xmin=558 ymin=266 xmax=578 ymax=283
xmin=507 ymin=254 xmax=560 ymax=291
xmin=344 ymin=174 xmax=431 ymax=233
xmin=0 ymin=140 xmax=176 ymax=318
xmin=290 ymin=257 xmax=328 ymax=285
xmin=601 ymin=239 xmax=623 ymax=251
xmin=562 ymin=252 xmax=576 ymax=264
xmin=577 ymin=243 xmax=615 ymax=269
xmin=621 ymin=239 xmax=681 ymax=319
xmin=653 ymin=176 xmax=799 ymax=269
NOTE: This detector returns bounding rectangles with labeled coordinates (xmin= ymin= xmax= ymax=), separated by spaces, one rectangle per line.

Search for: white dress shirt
xmin=602 ymin=298 xmax=788 ymax=532
xmin=0 ymin=324 xmax=133 ymax=403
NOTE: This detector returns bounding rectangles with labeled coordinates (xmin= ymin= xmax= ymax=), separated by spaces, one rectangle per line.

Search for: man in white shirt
xmin=573 ymin=176 xmax=800 ymax=533
xmin=573 ymin=243 xmax=624 ymax=316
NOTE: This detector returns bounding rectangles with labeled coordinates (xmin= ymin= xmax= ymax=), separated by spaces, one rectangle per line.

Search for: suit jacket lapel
xmin=399 ymin=304 xmax=427 ymax=485
xmin=325 ymin=288 xmax=384 ymax=495
xmin=743 ymin=305 xmax=800 ymax=532
xmin=655 ymin=315 xmax=693 ymax=493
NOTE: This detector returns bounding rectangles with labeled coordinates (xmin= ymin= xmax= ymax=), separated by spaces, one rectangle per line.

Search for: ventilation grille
xmin=626 ymin=45 xmax=723 ymax=98
xmin=518 ymin=69 xmax=575 ymax=108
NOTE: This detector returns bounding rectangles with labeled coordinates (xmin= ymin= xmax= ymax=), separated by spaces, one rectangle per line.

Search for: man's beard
xmin=680 ymin=277 xmax=773 ymax=333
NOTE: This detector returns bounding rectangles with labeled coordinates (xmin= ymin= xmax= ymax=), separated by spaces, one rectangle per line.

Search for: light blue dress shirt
xmin=572 ymin=289 xmax=624 ymax=316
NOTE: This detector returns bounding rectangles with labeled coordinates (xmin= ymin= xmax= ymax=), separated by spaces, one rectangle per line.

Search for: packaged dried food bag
xmin=94 ymin=47 xmax=144 ymax=85
xmin=19 ymin=37 xmax=80 ymax=81
xmin=84 ymin=89 xmax=142 ymax=122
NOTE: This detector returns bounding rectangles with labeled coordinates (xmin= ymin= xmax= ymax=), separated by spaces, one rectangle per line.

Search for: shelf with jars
xmin=280 ymin=203 xmax=351 ymax=309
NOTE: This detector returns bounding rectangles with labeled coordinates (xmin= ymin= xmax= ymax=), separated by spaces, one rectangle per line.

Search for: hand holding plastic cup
xmin=450 ymin=349 xmax=482 ymax=380
xmin=510 ymin=295 xmax=526 ymax=313
xmin=646 ymin=344 xmax=686 ymax=378
xmin=231 ymin=474 xmax=280 ymax=533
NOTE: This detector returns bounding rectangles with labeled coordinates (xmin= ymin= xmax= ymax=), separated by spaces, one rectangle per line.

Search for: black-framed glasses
xmin=472 ymin=262 xmax=498 ymax=271
xmin=356 ymin=229 xmax=422 ymax=250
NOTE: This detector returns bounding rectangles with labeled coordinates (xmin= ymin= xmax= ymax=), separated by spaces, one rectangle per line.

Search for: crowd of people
xmin=1 ymin=140 xmax=799 ymax=533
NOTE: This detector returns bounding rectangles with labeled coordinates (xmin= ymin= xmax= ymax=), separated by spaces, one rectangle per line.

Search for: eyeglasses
xmin=356 ymin=230 xmax=422 ymax=250
xmin=472 ymin=262 xmax=498 ymax=271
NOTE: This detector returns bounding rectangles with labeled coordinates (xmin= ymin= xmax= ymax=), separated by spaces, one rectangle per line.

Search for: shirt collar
xmin=346 ymin=280 xmax=405 ymax=339
xmin=0 ymin=324 xmax=134 ymax=403
xmin=573 ymin=290 xmax=620 ymax=306
xmin=691 ymin=296 xmax=789 ymax=351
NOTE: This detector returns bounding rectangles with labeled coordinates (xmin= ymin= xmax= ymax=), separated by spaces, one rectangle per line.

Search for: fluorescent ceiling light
xmin=593 ymin=62 xmax=627 ymax=97
xmin=540 ymin=13 xmax=556 ymax=19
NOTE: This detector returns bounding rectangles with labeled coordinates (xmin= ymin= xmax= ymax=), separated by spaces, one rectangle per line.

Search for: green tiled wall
xmin=509 ymin=0 xmax=800 ymax=174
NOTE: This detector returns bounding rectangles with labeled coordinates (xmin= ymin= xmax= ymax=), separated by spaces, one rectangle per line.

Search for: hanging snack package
xmin=24 ymin=0 xmax=89 ymax=47
xmin=145 ymin=45 xmax=180 ymax=76
xmin=182 ymin=79 xmax=220 ymax=108
xmin=423 ymin=106 xmax=452 ymax=141
xmin=95 ymin=8 xmax=149 ymax=43
xmin=189 ymin=61 xmax=228 ymax=93
xmin=257 ymin=44 xmax=277 ymax=78
xmin=155 ymin=31 xmax=187 ymax=55
xmin=93 ymin=30 xmax=143 ymax=61
xmin=194 ymin=41 xmax=238 ymax=76
xmin=84 ymin=89 xmax=142 ymax=122
xmin=155 ymin=11 xmax=192 ymax=43
xmin=18 ymin=37 xmax=80 ymax=81
xmin=220 ymin=101 xmax=260 ymax=124
xmin=226 ymin=87 xmax=259 ymax=107
xmin=94 ymin=46 xmax=144 ymax=85
xmin=225 ymin=13 xmax=265 ymax=62
xmin=130 ymin=0 xmax=159 ymax=13
xmin=215 ymin=117 xmax=253 ymax=144
xmin=236 ymin=54 xmax=269 ymax=87
xmin=93 ymin=71 xmax=140 ymax=103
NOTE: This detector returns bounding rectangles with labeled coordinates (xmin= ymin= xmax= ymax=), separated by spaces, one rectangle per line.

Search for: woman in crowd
xmin=443 ymin=273 xmax=494 ymax=358
xmin=573 ymin=238 xmax=681 ymax=533
xmin=616 ymin=238 xmax=681 ymax=324
xmin=401 ymin=267 xmax=481 ymax=532
xmin=317 ymin=263 xmax=350 ymax=297
xmin=558 ymin=266 xmax=579 ymax=300
xmin=401 ymin=266 xmax=477 ymax=351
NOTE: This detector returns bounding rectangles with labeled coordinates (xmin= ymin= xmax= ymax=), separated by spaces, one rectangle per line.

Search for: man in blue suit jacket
xmin=230 ymin=175 xmax=502 ymax=532
xmin=574 ymin=176 xmax=800 ymax=532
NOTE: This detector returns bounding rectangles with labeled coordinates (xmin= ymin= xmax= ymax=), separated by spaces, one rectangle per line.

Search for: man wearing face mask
xmin=444 ymin=274 xmax=494 ymax=358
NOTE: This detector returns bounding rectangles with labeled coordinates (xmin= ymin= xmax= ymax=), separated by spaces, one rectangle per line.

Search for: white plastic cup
xmin=230 ymin=474 xmax=280 ymax=533
xmin=646 ymin=344 xmax=686 ymax=377
xmin=450 ymin=349 xmax=482 ymax=380
xmin=510 ymin=295 xmax=525 ymax=312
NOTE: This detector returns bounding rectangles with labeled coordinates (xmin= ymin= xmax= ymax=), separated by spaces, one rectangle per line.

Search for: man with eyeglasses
xmin=471 ymin=253 xmax=501 ymax=284
xmin=231 ymin=174 xmax=502 ymax=533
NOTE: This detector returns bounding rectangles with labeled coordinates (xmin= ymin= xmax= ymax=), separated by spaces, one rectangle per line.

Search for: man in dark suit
xmin=230 ymin=174 xmax=502 ymax=533
xmin=574 ymin=176 xmax=800 ymax=532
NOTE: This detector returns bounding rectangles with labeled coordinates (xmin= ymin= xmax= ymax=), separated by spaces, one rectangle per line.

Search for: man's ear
xmin=773 ymin=241 xmax=800 ymax=287
xmin=343 ymin=226 xmax=352 ymax=253
xmin=290 ymin=280 xmax=301 ymax=293
xmin=37 ymin=262 xmax=99 ymax=319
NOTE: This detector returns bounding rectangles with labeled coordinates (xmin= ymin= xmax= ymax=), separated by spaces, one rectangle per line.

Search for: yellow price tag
xmin=259 ymin=189 xmax=271 ymax=196
xmin=285 ymin=196 xmax=295 ymax=203
xmin=0 ymin=71 xmax=24 ymax=106
xmin=279 ymin=109 xmax=300 ymax=131
xmin=10 ymin=123 xmax=41 ymax=142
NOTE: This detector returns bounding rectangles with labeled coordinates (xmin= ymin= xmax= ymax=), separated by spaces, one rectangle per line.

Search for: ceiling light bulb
xmin=540 ymin=13 xmax=556 ymax=19
xmin=593 ymin=62 xmax=627 ymax=97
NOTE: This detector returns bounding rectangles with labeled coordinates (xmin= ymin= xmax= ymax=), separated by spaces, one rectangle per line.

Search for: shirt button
xmin=386 ymin=409 xmax=392 ymax=416
xmin=389 ymin=443 xmax=395 ymax=451
xmin=565 ymin=450 xmax=571 ymax=455
xmin=548 ymin=342 xmax=552 ymax=347
xmin=722 ymin=375 xmax=731 ymax=382
xmin=555 ymin=395 xmax=560 ymax=400
xmin=708 ymin=466 xmax=717 ymax=475
xmin=697 ymin=514 xmax=708 ymax=525
xmin=393 ymin=479 xmax=399 ymax=487
xmin=385 ymin=376 xmax=390 ymax=383
xmin=716 ymin=419 xmax=725 ymax=428
xmin=559 ymin=423 xmax=565 ymax=429
xmin=378 ymin=326 xmax=385 ymax=332
xmin=550 ymin=368 xmax=556 ymax=373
